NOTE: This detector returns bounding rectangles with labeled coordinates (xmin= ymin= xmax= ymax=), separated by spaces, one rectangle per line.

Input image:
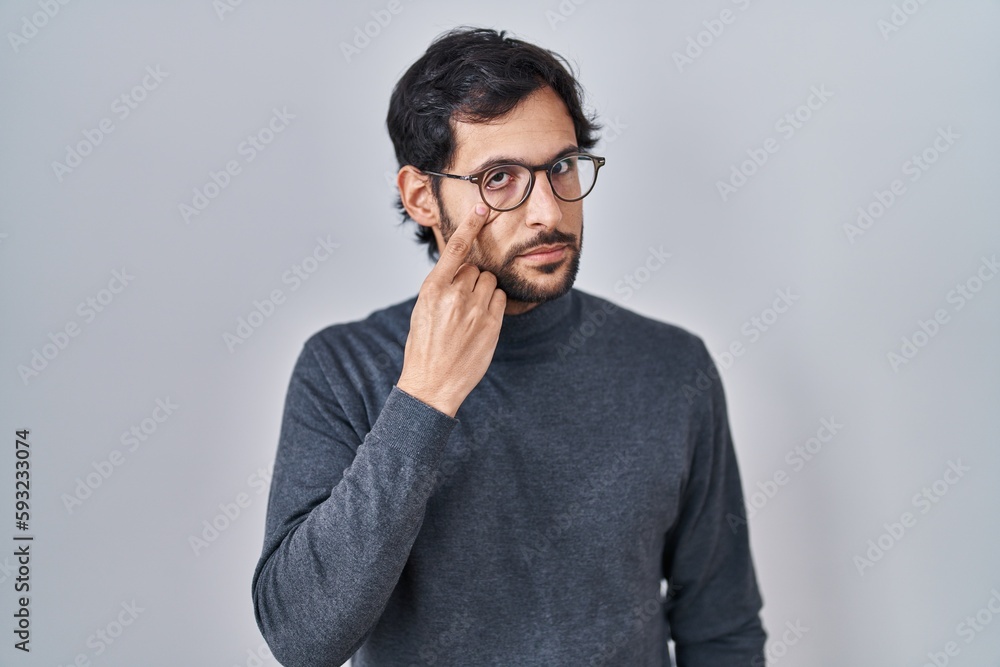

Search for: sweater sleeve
xmin=251 ymin=337 xmax=458 ymax=667
xmin=662 ymin=339 xmax=767 ymax=666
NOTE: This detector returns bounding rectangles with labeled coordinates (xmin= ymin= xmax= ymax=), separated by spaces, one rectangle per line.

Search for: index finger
xmin=429 ymin=202 xmax=491 ymax=283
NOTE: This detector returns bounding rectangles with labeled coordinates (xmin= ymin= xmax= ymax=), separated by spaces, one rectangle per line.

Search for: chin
xmin=509 ymin=274 xmax=575 ymax=304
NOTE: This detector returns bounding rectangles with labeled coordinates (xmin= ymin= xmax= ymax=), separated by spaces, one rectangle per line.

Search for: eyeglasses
xmin=420 ymin=152 xmax=606 ymax=212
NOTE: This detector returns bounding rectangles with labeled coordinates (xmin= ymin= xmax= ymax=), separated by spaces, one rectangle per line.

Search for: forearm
xmin=674 ymin=614 xmax=766 ymax=667
xmin=666 ymin=338 xmax=767 ymax=667
xmin=252 ymin=386 xmax=456 ymax=666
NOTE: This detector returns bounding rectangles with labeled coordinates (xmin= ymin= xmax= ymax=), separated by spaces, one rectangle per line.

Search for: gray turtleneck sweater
xmin=251 ymin=287 xmax=766 ymax=666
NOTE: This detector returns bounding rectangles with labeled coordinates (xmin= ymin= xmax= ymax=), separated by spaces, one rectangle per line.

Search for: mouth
xmin=517 ymin=244 xmax=568 ymax=262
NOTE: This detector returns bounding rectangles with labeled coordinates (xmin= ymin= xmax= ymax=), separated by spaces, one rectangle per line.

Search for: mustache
xmin=510 ymin=232 xmax=576 ymax=258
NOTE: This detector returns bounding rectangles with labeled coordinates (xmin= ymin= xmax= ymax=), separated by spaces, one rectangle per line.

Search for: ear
xmin=397 ymin=166 xmax=440 ymax=229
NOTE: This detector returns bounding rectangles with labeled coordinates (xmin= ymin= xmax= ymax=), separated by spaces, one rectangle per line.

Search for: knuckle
xmin=447 ymin=237 xmax=470 ymax=256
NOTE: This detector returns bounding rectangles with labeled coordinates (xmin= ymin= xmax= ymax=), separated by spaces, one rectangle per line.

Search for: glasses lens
xmin=481 ymin=165 xmax=532 ymax=211
xmin=550 ymin=155 xmax=597 ymax=201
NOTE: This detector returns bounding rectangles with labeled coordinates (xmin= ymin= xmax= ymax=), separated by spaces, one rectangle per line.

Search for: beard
xmin=438 ymin=203 xmax=583 ymax=304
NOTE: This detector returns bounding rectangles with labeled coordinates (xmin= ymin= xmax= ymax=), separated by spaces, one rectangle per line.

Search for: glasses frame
xmin=419 ymin=152 xmax=606 ymax=212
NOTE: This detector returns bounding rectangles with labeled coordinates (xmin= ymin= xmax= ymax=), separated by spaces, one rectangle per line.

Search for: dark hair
xmin=386 ymin=26 xmax=602 ymax=261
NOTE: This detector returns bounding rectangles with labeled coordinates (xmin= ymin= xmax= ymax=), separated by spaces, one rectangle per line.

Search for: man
xmin=252 ymin=26 xmax=766 ymax=666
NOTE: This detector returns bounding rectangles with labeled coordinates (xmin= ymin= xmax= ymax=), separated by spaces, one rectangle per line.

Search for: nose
xmin=522 ymin=169 xmax=563 ymax=230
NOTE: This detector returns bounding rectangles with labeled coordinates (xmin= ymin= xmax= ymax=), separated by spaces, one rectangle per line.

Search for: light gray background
xmin=2 ymin=1 xmax=999 ymax=665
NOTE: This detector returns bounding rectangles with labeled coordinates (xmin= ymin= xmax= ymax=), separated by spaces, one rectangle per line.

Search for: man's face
xmin=433 ymin=85 xmax=584 ymax=310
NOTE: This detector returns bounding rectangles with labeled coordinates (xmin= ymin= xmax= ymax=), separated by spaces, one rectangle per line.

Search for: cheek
xmin=480 ymin=230 xmax=515 ymax=264
xmin=472 ymin=233 xmax=497 ymax=263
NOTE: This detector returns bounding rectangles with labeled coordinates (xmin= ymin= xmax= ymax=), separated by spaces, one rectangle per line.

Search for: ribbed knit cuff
xmin=367 ymin=385 xmax=459 ymax=468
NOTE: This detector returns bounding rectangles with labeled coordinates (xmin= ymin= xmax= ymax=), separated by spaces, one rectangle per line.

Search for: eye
xmin=552 ymin=157 xmax=577 ymax=177
xmin=484 ymin=168 xmax=516 ymax=190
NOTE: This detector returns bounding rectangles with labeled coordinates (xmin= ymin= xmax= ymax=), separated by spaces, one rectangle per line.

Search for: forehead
xmin=448 ymin=85 xmax=577 ymax=171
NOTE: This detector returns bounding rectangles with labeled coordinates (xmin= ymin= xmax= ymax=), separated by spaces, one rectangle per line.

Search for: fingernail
xmin=475 ymin=204 xmax=487 ymax=215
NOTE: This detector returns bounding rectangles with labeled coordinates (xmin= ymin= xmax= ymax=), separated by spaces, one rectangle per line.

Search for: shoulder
xmin=294 ymin=293 xmax=417 ymax=373
xmin=305 ymin=293 xmax=414 ymax=347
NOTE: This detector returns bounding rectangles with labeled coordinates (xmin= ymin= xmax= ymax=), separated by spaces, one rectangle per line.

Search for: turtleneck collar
xmin=492 ymin=287 xmax=578 ymax=362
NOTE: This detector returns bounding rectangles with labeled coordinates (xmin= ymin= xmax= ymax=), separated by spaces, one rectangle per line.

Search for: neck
xmin=493 ymin=288 xmax=577 ymax=362
xmin=504 ymin=300 xmax=541 ymax=316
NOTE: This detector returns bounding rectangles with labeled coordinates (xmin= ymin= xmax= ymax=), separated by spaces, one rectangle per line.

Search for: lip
xmin=518 ymin=244 xmax=568 ymax=262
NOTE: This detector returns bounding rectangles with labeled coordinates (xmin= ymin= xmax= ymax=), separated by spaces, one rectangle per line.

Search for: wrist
xmin=395 ymin=379 xmax=458 ymax=418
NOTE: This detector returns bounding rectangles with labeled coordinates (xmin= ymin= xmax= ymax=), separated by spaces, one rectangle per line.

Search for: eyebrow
xmin=469 ymin=144 xmax=580 ymax=173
